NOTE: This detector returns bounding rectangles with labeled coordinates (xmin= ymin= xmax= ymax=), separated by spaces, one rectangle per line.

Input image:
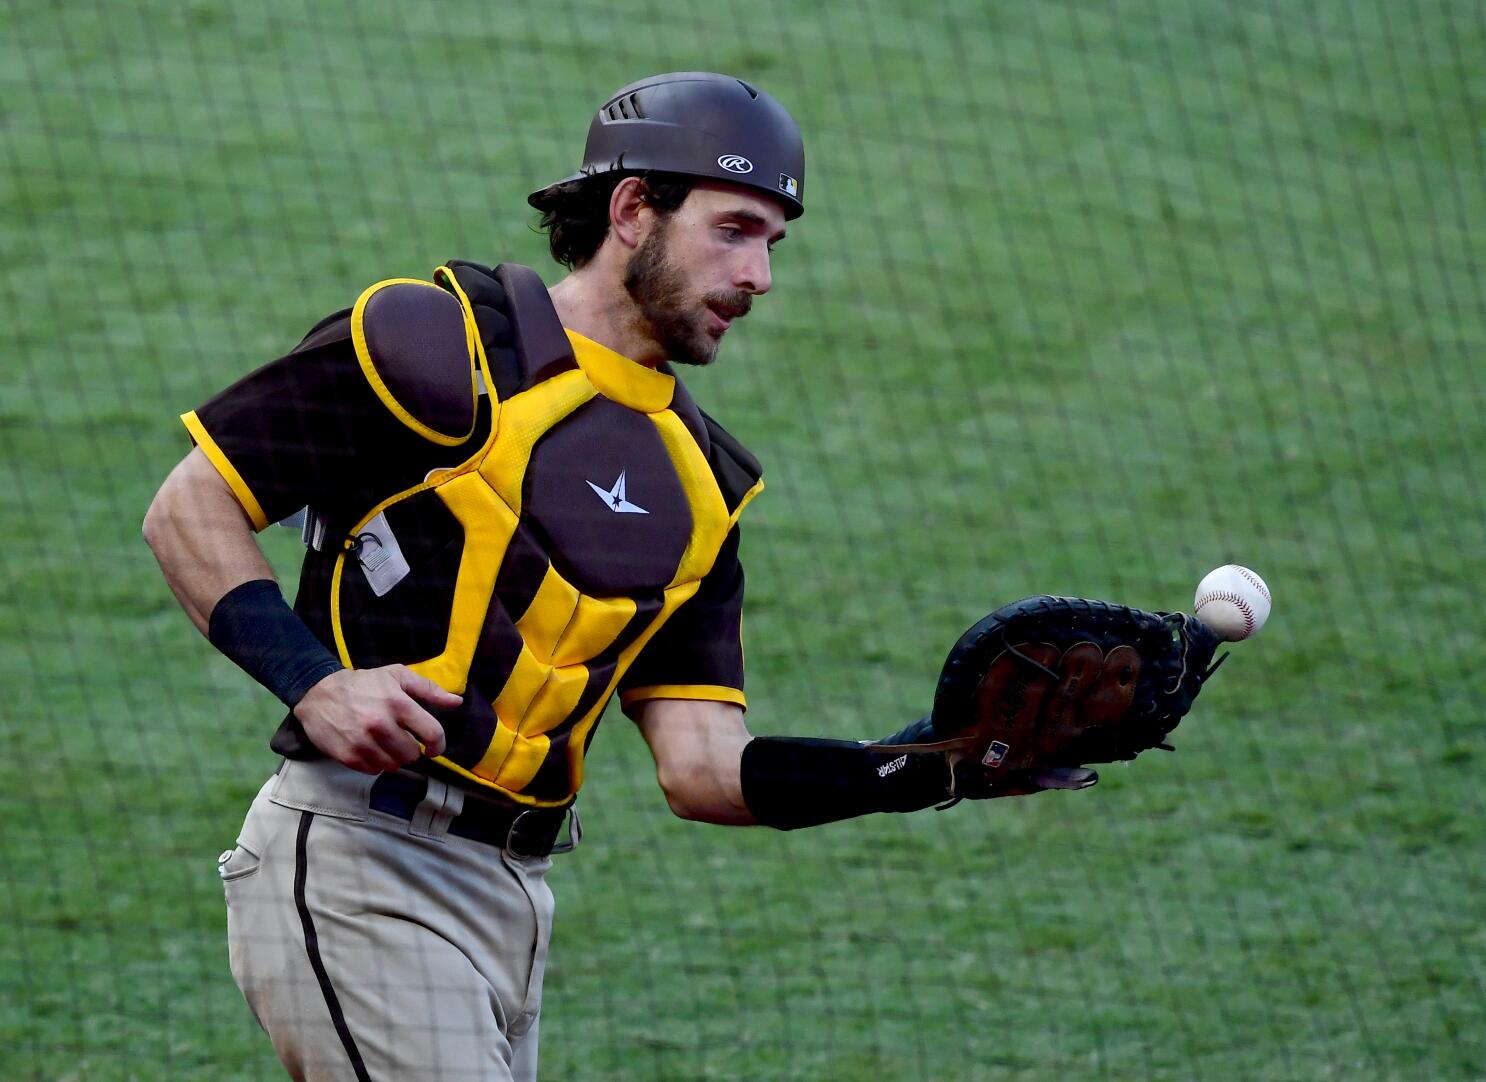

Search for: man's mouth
xmin=705 ymin=300 xmax=749 ymax=334
xmin=705 ymin=304 xmax=734 ymax=334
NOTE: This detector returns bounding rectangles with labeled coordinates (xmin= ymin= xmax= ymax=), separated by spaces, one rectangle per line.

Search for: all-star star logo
xmin=585 ymin=470 xmax=649 ymax=514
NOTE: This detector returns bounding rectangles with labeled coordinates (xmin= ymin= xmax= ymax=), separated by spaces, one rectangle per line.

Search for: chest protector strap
xmin=436 ymin=260 xmax=577 ymax=400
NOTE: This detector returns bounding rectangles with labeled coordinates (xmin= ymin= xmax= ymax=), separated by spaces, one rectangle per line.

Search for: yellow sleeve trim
xmin=180 ymin=410 xmax=270 ymax=531
xmin=619 ymin=684 xmax=747 ymax=709
xmin=350 ymin=278 xmax=475 ymax=447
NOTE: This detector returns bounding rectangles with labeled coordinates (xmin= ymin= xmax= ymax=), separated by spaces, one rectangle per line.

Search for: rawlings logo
xmin=717 ymin=153 xmax=754 ymax=174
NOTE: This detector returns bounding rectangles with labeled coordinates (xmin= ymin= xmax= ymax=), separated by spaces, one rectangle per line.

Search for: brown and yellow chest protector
xmin=324 ymin=262 xmax=760 ymax=807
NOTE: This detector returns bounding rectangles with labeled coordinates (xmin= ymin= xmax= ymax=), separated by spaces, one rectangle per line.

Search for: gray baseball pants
xmin=218 ymin=758 xmax=556 ymax=1081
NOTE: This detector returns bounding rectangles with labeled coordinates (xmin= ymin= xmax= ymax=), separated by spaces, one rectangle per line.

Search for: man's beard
xmin=623 ymin=217 xmax=751 ymax=367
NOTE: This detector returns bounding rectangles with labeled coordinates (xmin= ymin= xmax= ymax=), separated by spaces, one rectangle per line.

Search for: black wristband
xmin=740 ymin=736 xmax=951 ymax=831
xmin=207 ymin=579 xmax=344 ymax=708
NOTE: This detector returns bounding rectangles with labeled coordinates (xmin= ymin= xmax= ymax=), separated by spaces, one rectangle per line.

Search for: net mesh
xmin=3 ymin=1 xmax=1483 ymax=1078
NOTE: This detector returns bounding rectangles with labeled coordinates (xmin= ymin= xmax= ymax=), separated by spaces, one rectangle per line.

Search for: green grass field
xmin=3 ymin=1 xmax=1484 ymax=1078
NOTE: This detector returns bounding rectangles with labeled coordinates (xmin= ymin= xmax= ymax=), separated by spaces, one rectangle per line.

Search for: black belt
xmin=368 ymin=772 xmax=574 ymax=858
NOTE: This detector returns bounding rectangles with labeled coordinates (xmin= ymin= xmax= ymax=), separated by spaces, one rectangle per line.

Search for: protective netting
xmin=3 ymin=1 xmax=1483 ymax=1078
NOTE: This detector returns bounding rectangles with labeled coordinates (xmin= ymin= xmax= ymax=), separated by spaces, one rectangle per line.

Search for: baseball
xmin=1192 ymin=564 xmax=1272 ymax=641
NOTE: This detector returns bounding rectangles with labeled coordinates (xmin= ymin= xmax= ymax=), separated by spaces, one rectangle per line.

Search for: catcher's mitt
xmin=912 ymin=596 xmax=1226 ymax=799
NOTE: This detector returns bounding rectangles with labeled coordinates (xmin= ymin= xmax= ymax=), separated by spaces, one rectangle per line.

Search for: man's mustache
xmin=705 ymin=291 xmax=753 ymax=320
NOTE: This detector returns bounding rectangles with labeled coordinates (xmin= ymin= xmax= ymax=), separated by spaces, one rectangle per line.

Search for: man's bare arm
xmin=632 ymin=696 xmax=1049 ymax=831
xmin=631 ymin=698 xmax=756 ymax=825
xmin=142 ymin=448 xmax=456 ymax=772
xmin=142 ymin=447 xmax=274 ymax=634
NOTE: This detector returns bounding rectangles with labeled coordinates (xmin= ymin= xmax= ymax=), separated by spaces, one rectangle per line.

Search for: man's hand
xmin=956 ymin=764 xmax=1100 ymax=799
xmin=924 ymin=596 xmax=1225 ymax=797
xmin=293 ymin=664 xmax=461 ymax=774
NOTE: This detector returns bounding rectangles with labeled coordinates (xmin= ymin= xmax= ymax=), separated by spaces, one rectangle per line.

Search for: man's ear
xmin=608 ymin=176 xmax=651 ymax=251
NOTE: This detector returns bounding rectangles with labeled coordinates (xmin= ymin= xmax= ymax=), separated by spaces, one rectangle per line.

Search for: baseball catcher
xmin=146 ymin=66 xmax=1235 ymax=1080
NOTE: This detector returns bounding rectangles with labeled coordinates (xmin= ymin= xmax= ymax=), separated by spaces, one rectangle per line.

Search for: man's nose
xmin=736 ymin=243 xmax=772 ymax=296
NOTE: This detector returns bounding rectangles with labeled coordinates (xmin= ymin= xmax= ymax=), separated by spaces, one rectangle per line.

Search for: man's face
xmin=623 ymin=183 xmax=787 ymax=366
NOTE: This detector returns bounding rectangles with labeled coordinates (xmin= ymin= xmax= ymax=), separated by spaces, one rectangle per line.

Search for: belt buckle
xmin=503 ymin=804 xmax=581 ymax=858
xmin=504 ymin=809 xmax=538 ymax=857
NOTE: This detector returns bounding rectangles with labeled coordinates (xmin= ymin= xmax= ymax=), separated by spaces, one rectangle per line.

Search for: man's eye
xmin=720 ymin=226 xmax=743 ymax=241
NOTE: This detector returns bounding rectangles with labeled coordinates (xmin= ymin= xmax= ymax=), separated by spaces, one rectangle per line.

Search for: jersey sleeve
xmin=619 ymin=526 xmax=748 ymax=714
xmin=180 ymin=319 xmax=440 ymax=530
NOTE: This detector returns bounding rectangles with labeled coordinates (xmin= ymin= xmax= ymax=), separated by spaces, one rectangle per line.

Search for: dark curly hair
xmin=531 ymin=169 xmax=695 ymax=270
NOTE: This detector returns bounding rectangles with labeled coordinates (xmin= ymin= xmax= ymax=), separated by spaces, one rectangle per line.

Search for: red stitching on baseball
xmin=1231 ymin=566 xmax=1270 ymax=604
xmin=1195 ymin=590 xmax=1254 ymax=634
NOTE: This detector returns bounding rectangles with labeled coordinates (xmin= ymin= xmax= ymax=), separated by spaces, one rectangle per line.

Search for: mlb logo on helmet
xmin=982 ymin=740 xmax=1010 ymax=767
xmin=778 ymin=173 xmax=798 ymax=198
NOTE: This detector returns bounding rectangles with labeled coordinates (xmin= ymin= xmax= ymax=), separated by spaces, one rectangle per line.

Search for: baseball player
xmin=144 ymin=72 xmax=1130 ymax=1081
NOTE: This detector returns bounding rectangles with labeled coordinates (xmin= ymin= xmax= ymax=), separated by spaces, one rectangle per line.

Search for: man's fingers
xmin=392 ymin=698 xmax=448 ymax=759
xmin=339 ymin=740 xmax=400 ymax=775
xmin=1027 ymin=766 xmax=1099 ymax=791
xmin=967 ymin=764 xmax=1100 ymax=799
xmin=391 ymin=665 xmax=463 ymax=708
xmin=355 ymin=751 xmax=400 ymax=774
xmin=370 ymin=720 xmax=425 ymax=766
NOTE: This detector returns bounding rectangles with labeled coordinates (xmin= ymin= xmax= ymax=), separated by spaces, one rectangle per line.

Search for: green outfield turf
xmin=2 ymin=1 xmax=1483 ymax=1079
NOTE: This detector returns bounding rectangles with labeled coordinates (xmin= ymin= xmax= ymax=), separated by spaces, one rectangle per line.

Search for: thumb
xmin=393 ymin=667 xmax=464 ymax=708
xmin=1027 ymin=766 xmax=1099 ymax=791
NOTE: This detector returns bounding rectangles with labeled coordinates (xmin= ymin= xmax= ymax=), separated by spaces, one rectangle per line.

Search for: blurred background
xmin=2 ymin=1 xmax=1482 ymax=1078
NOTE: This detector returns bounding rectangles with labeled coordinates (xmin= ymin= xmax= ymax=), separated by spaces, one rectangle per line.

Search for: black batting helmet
xmin=528 ymin=72 xmax=806 ymax=220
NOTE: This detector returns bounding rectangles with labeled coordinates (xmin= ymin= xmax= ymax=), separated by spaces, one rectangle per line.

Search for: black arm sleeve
xmin=208 ymin=579 xmax=343 ymax=707
xmin=740 ymin=736 xmax=951 ymax=830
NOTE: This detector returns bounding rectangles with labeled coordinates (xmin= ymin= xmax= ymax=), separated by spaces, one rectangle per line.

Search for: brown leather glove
xmin=874 ymin=596 xmax=1226 ymax=803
